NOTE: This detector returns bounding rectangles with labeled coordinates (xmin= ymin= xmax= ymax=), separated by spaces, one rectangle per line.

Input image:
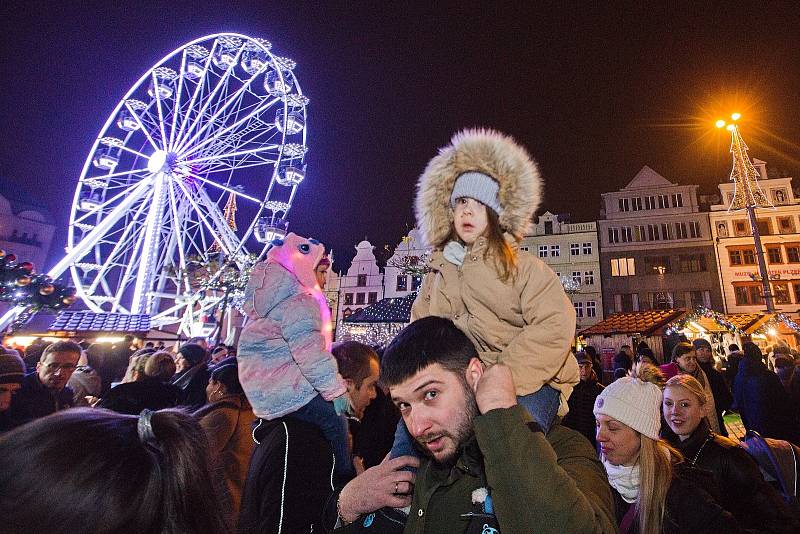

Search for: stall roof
xmin=46 ymin=311 xmax=151 ymax=334
xmin=579 ymin=309 xmax=687 ymax=337
xmin=343 ymin=294 xmax=416 ymax=324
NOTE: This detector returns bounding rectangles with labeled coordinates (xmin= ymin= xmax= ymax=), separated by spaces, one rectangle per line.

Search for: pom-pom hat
xmin=593 ymin=376 xmax=662 ymax=440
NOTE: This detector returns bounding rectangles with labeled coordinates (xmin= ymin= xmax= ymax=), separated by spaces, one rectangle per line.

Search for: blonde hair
xmin=664 ymin=374 xmax=706 ymax=405
xmin=637 ymin=436 xmax=681 ymax=534
xmin=123 ymin=354 xmax=149 ymax=383
xmin=619 ymin=362 xmax=678 ymax=533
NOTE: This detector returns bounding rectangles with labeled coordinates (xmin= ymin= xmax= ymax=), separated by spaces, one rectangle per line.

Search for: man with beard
xmin=333 ymin=317 xmax=616 ymax=533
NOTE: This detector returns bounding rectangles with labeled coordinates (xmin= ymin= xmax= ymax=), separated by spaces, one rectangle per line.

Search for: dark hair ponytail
xmin=0 ymin=408 xmax=229 ymax=534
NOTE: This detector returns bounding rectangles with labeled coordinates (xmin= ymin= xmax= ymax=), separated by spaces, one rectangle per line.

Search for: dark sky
xmin=2 ymin=1 xmax=799 ymax=272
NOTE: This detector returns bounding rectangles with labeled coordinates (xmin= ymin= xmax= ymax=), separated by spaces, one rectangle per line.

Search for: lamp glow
xmin=726 ymin=124 xmax=735 ymax=132
xmin=715 ymin=119 xmax=726 ymax=129
xmin=731 ymin=112 xmax=741 ymax=121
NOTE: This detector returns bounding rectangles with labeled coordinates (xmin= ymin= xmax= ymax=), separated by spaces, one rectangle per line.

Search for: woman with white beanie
xmin=594 ymin=364 xmax=743 ymax=534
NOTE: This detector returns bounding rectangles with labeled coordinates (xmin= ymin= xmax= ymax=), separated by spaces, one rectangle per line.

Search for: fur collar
xmin=415 ymin=128 xmax=542 ymax=248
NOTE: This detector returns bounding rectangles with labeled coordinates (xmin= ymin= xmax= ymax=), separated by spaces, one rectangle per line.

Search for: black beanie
xmin=179 ymin=344 xmax=207 ymax=366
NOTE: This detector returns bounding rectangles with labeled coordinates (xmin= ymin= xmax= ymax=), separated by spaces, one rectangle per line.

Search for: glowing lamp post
xmin=716 ymin=113 xmax=775 ymax=312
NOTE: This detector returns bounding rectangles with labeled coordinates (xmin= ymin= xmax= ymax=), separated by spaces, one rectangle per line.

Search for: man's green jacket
xmin=404 ymin=405 xmax=618 ymax=533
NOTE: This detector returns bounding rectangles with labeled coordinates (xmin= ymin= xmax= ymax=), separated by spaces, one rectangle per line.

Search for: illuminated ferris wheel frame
xmin=0 ymin=33 xmax=309 ymax=334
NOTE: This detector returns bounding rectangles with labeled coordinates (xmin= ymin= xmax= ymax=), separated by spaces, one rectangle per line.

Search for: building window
xmin=756 ymin=219 xmax=771 ymax=236
xmin=773 ymin=283 xmax=791 ymax=304
xmin=633 ymin=197 xmax=643 ymax=211
xmin=658 ymin=194 xmax=669 ymax=208
xmin=661 ymin=223 xmax=671 ymax=240
xmin=396 ymin=275 xmax=408 ymax=291
xmin=357 ymin=274 xmax=367 ymax=287
xmin=574 ymin=301 xmax=584 ymax=318
xmin=635 ymin=225 xmax=646 ymax=242
xmin=675 ymin=222 xmax=688 ymax=239
xmin=550 ymin=245 xmax=560 ymax=257
xmin=582 ymin=242 xmax=592 ymax=255
xmin=647 ymin=224 xmax=660 ymax=241
xmin=586 ymin=301 xmax=597 ymax=317
xmin=728 ymin=246 xmax=756 ymax=265
xmin=572 ymin=271 xmax=582 ymax=285
xmin=767 ymin=246 xmax=783 ymax=264
xmin=412 ymin=276 xmax=422 ymax=291
xmin=621 ymin=227 xmax=633 ymax=242
xmin=544 ymin=221 xmax=553 ymax=234
xmin=368 ymin=292 xmax=378 ymax=304
xmin=777 ymin=216 xmax=796 ymax=234
xmin=733 ymin=283 xmax=764 ymax=306
xmin=584 ymin=271 xmax=594 ymax=285
xmin=619 ymin=198 xmax=629 ymax=212
xmin=733 ymin=220 xmax=749 ymax=237
xmin=608 ymin=228 xmax=619 ymax=244
xmin=570 ymin=243 xmax=580 ymax=255
xmin=539 ymin=245 xmax=548 ymax=258
xmin=644 ymin=256 xmax=670 ymax=274
xmin=679 ymin=254 xmax=706 ymax=273
xmin=519 ymin=246 xmax=529 ymax=252
xmin=355 ymin=293 xmax=365 ymax=305
xmin=671 ymin=193 xmax=683 ymax=207
xmin=344 ymin=293 xmax=354 ymax=305
xmin=645 ymin=195 xmax=656 ymax=210
xmin=787 ymin=245 xmax=800 ymax=263
xmin=617 ymin=293 xmax=639 ymax=312
xmin=793 ymin=283 xmax=800 ymax=304
xmin=689 ymin=221 xmax=701 ymax=238
xmin=611 ymin=257 xmax=635 ymax=277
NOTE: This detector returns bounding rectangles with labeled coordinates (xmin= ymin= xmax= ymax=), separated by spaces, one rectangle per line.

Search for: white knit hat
xmin=450 ymin=172 xmax=502 ymax=215
xmin=593 ymin=376 xmax=662 ymax=439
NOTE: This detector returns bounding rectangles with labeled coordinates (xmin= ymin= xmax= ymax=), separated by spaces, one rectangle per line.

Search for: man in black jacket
xmin=6 ymin=341 xmax=80 ymax=429
xmin=693 ymin=338 xmax=733 ymax=437
xmin=562 ymin=351 xmax=604 ymax=447
xmin=237 ymin=340 xmax=381 ymax=533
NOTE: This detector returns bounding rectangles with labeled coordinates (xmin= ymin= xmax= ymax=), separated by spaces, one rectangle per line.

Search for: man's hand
xmin=337 ymin=454 xmax=419 ymax=524
xmin=474 ymin=363 xmax=517 ymax=414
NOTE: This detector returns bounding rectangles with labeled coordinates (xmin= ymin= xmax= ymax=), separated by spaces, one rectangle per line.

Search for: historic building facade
xmin=335 ymin=240 xmax=384 ymax=327
xmin=0 ymin=191 xmax=56 ymax=272
xmin=709 ymin=159 xmax=800 ymax=314
xmin=519 ymin=211 xmax=603 ymax=332
xmin=598 ymin=166 xmax=723 ymax=315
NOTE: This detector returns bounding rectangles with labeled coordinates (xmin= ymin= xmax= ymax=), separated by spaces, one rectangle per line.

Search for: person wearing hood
xmin=406 ymin=128 xmax=578 ymax=438
xmin=171 ymin=343 xmax=210 ymax=410
xmin=237 ymin=233 xmax=350 ymax=482
xmin=734 ymin=342 xmax=799 ymax=444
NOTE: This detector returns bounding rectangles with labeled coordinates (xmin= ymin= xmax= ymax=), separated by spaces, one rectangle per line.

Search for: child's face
xmin=452 ymin=197 xmax=489 ymax=245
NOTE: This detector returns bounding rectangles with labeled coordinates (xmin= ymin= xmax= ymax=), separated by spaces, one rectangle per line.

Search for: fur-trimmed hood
xmin=415 ymin=128 xmax=542 ymax=248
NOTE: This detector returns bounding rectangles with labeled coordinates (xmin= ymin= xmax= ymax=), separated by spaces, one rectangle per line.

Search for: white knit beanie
xmin=450 ymin=172 xmax=502 ymax=215
xmin=593 ymin=376 xmax=662 ymax=439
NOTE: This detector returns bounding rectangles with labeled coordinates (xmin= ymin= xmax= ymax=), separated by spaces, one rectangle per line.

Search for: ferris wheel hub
xmin=147 ymin=150 xmax=169 ymax=173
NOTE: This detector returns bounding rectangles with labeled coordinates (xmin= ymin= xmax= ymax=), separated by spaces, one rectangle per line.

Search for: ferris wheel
xmin=6 ymin=33 xmax=309 ymax=333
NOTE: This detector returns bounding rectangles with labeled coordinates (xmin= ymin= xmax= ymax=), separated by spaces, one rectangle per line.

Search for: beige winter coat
xmin=412 ymin=237 xmax=579 ymax=416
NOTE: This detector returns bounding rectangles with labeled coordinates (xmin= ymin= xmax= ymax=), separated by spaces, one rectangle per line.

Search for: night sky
xmin=2 ymin=2 xmax=799 ymax=272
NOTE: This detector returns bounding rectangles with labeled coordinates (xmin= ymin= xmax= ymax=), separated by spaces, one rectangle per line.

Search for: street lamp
xmin=716 ymin=113 xmax=775 ymax=312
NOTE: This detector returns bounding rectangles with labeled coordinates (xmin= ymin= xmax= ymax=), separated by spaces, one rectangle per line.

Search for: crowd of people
xmin=1 ymin=129 xmax=799 ymax=533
